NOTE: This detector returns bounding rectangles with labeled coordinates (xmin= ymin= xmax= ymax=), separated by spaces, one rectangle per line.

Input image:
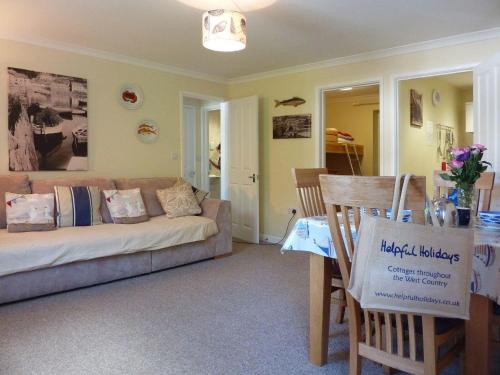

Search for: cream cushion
xmin=103 ymin=188 xmax=148 ymax=224
xmin=157 ymin=181 xmax=202 ymax=218
xmin=0 ymin=215 xmax=218 ymax=277
xmin=0 ymin=174 xmax=31 ymax=229
xmin=5 ymin=193 xmax=55 ymax=233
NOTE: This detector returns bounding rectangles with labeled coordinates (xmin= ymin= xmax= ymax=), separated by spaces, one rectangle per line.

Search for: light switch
xmin=171 ymin=152 xmax=179 ymax=160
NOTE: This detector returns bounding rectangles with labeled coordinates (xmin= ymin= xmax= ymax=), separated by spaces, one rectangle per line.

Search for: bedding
xmin=0 ymin=215 xmax=218 ymax=277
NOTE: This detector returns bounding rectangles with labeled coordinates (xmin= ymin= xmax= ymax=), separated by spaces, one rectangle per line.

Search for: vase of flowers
xmin=440 ymin=144 xmax=490 ymax=226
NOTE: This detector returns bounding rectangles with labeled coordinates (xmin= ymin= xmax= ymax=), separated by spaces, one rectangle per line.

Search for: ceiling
xmin=0 ymin=1 xmax=500 ymax=80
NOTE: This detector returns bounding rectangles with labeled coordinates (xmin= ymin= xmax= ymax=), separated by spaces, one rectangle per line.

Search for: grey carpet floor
xmin=0 ymin=243 xmax=497 ymax=375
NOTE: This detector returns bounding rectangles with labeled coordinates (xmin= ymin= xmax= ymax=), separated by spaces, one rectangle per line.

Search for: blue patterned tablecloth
xmin=282 ymin=215 xmax=500 ymax=303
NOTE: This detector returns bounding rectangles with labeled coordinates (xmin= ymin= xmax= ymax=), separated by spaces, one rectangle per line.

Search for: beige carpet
xmin=0 ymin=243 xmax=496 ymax=374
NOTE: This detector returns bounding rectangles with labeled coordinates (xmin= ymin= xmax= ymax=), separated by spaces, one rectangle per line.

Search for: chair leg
xmin=349 ymin=341 xmax=361 ymax=375
xmin=336 ymin=289 xmax=346 ymax=324
xmin=422 ymin=316 xmax=438 ymax=375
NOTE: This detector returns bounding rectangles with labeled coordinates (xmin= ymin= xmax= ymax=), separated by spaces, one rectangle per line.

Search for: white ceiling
xmin=1 ymin=0 xmax=500 ymax=80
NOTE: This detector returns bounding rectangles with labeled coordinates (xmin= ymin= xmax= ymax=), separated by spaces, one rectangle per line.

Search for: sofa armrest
xmin=200 ymin=199 xmax=232 ymax=256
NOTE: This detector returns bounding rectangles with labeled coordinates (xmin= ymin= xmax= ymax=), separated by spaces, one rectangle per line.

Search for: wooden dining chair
xmin=320 ymin=175 xmax=465 ymax=375
xmin=291 ymin=168 xmax=347 ymax=323
xmin=433 ymin=170 xmax=496 ymax=212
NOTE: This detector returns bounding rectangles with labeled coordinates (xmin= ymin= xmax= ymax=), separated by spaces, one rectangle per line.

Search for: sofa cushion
xmin=0 ymin=174 xmax=31 ymax=229
xmin=114 ymin=177 xmax=178 ymax=217
xmin=0 ymin=215 xmax=218 ymax=277
xmin=5 ymin=193 xmax=56 ymax=233
xmin=103 ymin=188 xmax=149 ymax=224
xmin=157 ymin=181 xmax=202 ymax=218
xmin=31 ymin=178 xmax=116 ymax=223
xmin=54 ymin=186 xmax=103 ymax=227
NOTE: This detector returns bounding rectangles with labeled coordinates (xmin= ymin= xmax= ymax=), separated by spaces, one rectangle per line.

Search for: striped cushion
xmin=54 ymin=186 xmax=102 ymax=227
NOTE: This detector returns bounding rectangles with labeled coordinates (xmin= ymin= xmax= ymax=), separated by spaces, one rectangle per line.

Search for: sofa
xmin=0 ymin=175 xmax=232 ymax=305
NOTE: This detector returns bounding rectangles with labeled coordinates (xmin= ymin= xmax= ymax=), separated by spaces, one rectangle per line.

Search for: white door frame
xmin=182 ymin=104 xmax=197 ymax=185
xmin=391 ymin=64 xmax=477 ymax=175
xmin=179 ymin=92 xmax=224 ymax=187
xmin=315 ymin=78 xmax=384 ymax=172
xmin=201 ymin=104 xmax=221 ymax=191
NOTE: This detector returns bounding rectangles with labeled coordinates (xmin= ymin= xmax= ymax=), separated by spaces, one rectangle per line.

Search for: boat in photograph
xmin=31 ymin=123 xmax=64 ymax=157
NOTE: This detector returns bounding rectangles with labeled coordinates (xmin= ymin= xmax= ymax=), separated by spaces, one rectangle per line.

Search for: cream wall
xmin=398 ymin=77 xmax=466 ymax=195
xmin=228 ymin=37 xmax=500 ymax=238
xmin=460 ymin=88 xmax=474 ymax=146
xmin=0 ymin=39 xmax=226 ymax=180
xmin=325 ymin=95 xmax=379 ymax=175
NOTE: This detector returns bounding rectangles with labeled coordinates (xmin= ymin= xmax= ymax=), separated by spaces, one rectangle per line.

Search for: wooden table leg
xmin=465 ymin=294 xmax=491 ymax=375
xmin=309 ymin=254 xmax=332 ymax=366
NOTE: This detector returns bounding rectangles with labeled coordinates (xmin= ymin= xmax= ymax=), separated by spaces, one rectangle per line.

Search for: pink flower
xmin=450 ymin=160 xmax=464 ymax=169
xmin=471 ymin=144 xmax=486 ymax=152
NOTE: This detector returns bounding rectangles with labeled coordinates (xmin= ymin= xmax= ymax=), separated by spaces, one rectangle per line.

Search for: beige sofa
xmin=0 ymin=175 xmax=232 ymax=304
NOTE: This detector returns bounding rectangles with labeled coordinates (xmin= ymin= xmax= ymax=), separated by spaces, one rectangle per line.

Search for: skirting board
xmin=259 ymin=233 xmax=284 ymax=245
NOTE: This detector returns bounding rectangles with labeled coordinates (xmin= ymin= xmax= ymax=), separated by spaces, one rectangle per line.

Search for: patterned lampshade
xmin=202 ymin=9 xmax=247 ymax=52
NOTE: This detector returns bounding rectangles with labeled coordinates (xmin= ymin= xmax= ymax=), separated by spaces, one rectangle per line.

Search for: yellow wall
xmin=228 ymin=37 xmax=500 ymax=238
xmin=325 ymin=95 xmax=379 ymax=175
xmin=460 ymin=88 xmax=474 ymax=146
xmin=0 ymin=39 xmax=226 ymax=180
xmin=398 ymin=76 xmax=467 ymax=194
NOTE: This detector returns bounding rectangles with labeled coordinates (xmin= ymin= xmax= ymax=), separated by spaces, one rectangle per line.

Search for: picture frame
xmin=410 ymin=89 xmax=423 ymax=127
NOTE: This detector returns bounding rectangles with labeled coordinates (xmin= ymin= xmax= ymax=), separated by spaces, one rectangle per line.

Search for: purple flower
xmin=450 ymin=160 xmax=464 ymax=169
xmin=451 ymin=147 xmax=470 ymax=161
xmin=471 ymin=144 xmax=486 ymax=152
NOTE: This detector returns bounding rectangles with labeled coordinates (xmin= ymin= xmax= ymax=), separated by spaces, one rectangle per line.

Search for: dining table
xmin=282 ymin=214 xmax=499 ymax=375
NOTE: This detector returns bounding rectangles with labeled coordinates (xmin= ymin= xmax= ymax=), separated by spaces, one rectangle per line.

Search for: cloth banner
xmin=348 ymin=174 xmax=474 ymax=319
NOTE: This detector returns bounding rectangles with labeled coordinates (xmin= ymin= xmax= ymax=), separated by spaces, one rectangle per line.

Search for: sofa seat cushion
xmin=0 ymin=215 xmax=218 ymax=277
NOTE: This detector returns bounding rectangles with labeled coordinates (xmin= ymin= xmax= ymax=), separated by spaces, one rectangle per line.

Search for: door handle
xmin=248 ymin=174 xmax=256 ymax=183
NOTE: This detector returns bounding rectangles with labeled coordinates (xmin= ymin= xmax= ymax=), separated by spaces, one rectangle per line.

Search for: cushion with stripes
xmin=54 ymin=186 xmax=102 ymax=227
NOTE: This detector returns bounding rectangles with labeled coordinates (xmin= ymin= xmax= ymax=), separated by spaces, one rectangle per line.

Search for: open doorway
xmin=322 ymin=84 xmax=381 ymax=176
xmin=181 ymin=94 xmax=223 ymax=196
xmin=397 ymin=71 xmax=473 ymax=194
xmin=207 ymin=108 xmax=221 ymax=199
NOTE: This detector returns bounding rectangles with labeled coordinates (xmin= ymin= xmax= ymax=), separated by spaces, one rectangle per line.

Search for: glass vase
xmin=457 ymin=186 xmax=474 ymax=209
xmin=456 ymin=186 xmax=474 ymax=226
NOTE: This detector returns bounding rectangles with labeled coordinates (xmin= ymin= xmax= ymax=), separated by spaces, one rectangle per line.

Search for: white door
xmin=182 ymin=105 xmax=197 ymax=186
xmin=474 ymin=53 xmax=500 ymax=209
xmin=221 ymin=96 xmax=259 ymax=243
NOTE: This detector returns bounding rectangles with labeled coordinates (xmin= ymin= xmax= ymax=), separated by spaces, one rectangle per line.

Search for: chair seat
xmin=331 ymin=259 xmax=342 ymax=279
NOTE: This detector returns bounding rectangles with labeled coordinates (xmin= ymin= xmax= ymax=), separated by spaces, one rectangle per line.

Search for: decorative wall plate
xmin=137 ymin=120 xmax=159 ymax=143
xmin=120 ymin=84 xmax=143 ymax=109
xmin=432 ymin=89 xmax=441 ymax=106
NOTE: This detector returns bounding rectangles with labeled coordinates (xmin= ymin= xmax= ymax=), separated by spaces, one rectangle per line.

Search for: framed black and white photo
xmin=410 ymin=89 xmax=423 ymax=127
xmin=8 ymin=67 xmax=88 ymax=171
xmin=272 ymin=114 xmax=311 ymax=139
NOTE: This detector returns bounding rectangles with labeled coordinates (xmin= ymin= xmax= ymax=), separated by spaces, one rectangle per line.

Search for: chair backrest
xmin=433 ymin=170 xmax=496 ymax=212
xmin=291 ymin=168 xmax=328 ymax=217
xmin=320 ymin=175 xmax=431 ymax=373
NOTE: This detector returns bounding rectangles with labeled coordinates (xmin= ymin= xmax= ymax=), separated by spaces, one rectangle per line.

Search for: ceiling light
xmin=203 ymin=9 xmax=246 ymax=52
xmin=178 ymin=0 xmax=276 ymax=12
xmin=340 ymin=87 xmax=353 ymax=91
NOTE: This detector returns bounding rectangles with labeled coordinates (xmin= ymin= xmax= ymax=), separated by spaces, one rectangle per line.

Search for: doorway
xmin=396 ymin=71 xmax=473 ymax=194
xmin=181 ymin=94 xmax=223 ymax=194
xmin=321 ymin=83 xmax=381 ymax=176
